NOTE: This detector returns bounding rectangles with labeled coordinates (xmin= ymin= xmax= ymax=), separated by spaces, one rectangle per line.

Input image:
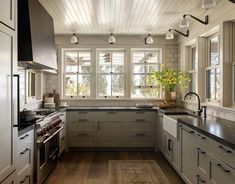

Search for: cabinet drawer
xmin=16 ymin=165 xmax=31 ymax=184
xmin=210 ymin=140 xmax=235 ymax=169
xmin=210 ymin=154 xmax=235 ymax=184
xmin=127 ymin=133 xmax=154 ymax=147
xmin=68 ymin=132 xmax=97 ymax=147
xmin=68 ymin=121 xmax=97 ymax=132
xmin=127 ymin=121 xmax=153 ymax=132
xmin=67 ymin=111 xmax=100 ymax=122
xmin=18 ymin=131 xmax=33 ymax=152
xmin=126 ymin=111 xmax=157 ymax=121
xmin=16 ymin=147 xmax=31 ymax=175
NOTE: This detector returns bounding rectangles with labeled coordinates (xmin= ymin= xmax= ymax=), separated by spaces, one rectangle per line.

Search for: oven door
xmin=36 ymin=126 xmax=63 ymax=184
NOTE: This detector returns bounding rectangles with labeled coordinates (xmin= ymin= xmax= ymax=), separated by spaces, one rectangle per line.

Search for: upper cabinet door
xmin=0 ymin=0 xmax=15 ymax=29
xmin=0 ymin=30 xmax=15 ymax=183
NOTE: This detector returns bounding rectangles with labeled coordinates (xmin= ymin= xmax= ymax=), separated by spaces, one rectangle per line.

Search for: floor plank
xmin=45 ymin=151 xmax=184 ymax=184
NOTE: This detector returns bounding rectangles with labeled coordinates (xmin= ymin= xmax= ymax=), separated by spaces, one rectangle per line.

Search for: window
xmin=63 ymin=50 xmax=92 ymax=98
xmin=206 ymin=34 xmax=221 ymax=102
xmin=97 ymin=50 xmax=125 ymax=98
xmin=188 ymin=46 xmax=197 ymax=92
xmin=131 ymin=49 xmax=161 ymax=98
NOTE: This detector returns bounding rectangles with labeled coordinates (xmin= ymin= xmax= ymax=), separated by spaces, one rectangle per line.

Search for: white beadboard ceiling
xmin=39 ymin=0 xmax=208 ymax=35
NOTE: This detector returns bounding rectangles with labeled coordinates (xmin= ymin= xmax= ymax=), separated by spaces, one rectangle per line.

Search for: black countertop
xmin=178 ymin=116 xmax=235 ymax=150
xmin=67 ymin=106 xmax=159 ymax=111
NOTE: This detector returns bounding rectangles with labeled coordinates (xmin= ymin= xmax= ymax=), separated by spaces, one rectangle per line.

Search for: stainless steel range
xmin=34 ymin=111 xmax=63 ymax=184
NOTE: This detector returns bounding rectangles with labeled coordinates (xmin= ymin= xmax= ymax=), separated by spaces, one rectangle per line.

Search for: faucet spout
xmin=184 ymin=92 xmax=202 ymax=116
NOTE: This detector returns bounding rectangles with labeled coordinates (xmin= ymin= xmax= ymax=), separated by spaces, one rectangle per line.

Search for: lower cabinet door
xmin=0 ymin=172 xmax=15 ymax=184
xmin=68 ymin=132 xmax=97 ymax=147
xmin=181 ymin=125 xmax=198 ymax=184
xmin=98 ymin=121 xmax=125 ymax=147
xmin=209 ymin=155 xmax=235 ymax=184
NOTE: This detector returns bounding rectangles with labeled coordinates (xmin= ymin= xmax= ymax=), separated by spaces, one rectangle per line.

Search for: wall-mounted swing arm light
xmin=179 ymin=14 xmax=209 ymax=28
xmin=166 ymin=29 xmax=189 ymax=40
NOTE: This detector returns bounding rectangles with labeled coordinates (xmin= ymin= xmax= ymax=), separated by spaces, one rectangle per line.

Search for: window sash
xmin=97 ymin=50 xmax=126 ymax=98
xmin=63 ymin=50 xmax=92 ymax=98
xmin=131 ymin=49 xmax=161 ymax=99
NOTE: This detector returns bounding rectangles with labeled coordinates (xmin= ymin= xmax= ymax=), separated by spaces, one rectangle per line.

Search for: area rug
xmin=109 ymin=160 xmax=171 ymax=184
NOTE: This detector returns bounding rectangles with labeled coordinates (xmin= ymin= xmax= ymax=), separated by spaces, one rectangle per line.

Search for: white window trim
xmin=188 ymin=45 xmax=198 ymax=94
xmin=96 ymin=48 xmax=127 ymax=99
xmin=205 ymin=33 xmax=221 ymax=105
xmin=233 ymin=62 xmax=235 ymax=106
xmin=130 ymin=48 xmax=163 ymax=99
xmin=62 ymin=48 xmax=93 ymax=99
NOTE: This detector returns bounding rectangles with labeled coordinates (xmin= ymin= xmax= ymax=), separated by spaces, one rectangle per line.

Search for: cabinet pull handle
xmin=168 ymin=139 xmax=173 ymax=151
xmin=182 ymin=127 xmax=194 ymax=133
xmin=20 ymin=134 xmax=29 ymax=140
xmin=197 ymin=148 xmax=206 ymax=154
xmin=196 ymin=175 xmax=206 ymax=183
xmin=218 ymin=145 xmax=232 ymax=153
xmin=97 ymin=121 xmax=100 ymax=130
xmin=107 ymin=111 xmax=116 ymax=114
xmin=78 ymin=119 xmax=87 ymax=122
xmin=20 ymin=148 xmax=29 ymax=155
xmin=20 ymin=175 xmax=29 ymax=183
xmin=78 ymin=133 xmax=88 ymax=136
xmin=136 ymin=112 xmax=145 ymax=114
xmin=136 ymin=133 xmax=145 ymax=136
xmin=61 ymin=137 xmax=65 ymax=140
xmin=78 ymin=111 xmax=87 ymax=114
xmin=216 ymin=163 xmax=230 ymax=173
xmin=136 ymin=119 xmax=145 ymax=122
xmin=197 ymin=134 xmax=206 ymax=140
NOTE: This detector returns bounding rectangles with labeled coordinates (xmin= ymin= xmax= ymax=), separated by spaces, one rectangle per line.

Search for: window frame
xmin=188 ymin=45 xmax=197 ymax=93
xmin=131 ymin=48 xmax=162 ymax=99
xmin=96 ymin=49 xmax=127 ymax=99
xmin=63 ymin=49 xmax=93 ymax=99
xmin=205 ymin=33 xmax=221 ymax=104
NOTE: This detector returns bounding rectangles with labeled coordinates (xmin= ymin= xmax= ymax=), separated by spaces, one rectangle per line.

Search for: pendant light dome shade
xmin=179 ymin=17 xmax=190 ymax=28
xmin=70 ymin=33 xmax=79 ymax=44
xmin=202 ymin=0 xmax=216 ymax=9
xmin=108 ymin=33 xmax=116 ymax=44
xmin=145 ymin=34 xmax=153 ymax=44
xmin=166 ymin=30 xmax=174 ymax=40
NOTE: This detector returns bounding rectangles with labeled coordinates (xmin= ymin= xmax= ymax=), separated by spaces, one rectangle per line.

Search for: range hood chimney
xmin=18 ymin=0 xmax=57 ymax=70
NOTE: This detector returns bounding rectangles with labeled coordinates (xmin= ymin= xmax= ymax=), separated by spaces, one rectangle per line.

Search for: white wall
xmin=44 ymin=35 xmax=180 ymax=107
xmin=178 ymin=0 xmax=235 ymax=121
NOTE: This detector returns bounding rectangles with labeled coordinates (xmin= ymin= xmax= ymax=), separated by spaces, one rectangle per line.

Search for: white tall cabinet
xmin=0 ymin=0 xmax=17 ymax=183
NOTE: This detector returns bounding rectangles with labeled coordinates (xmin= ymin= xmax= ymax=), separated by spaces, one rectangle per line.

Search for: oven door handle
xmin=38 ymin=126 xmax=63 ymax=144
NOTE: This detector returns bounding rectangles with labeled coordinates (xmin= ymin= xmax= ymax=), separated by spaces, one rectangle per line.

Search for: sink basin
xmin=163 ymin=114 xmax=196 ymax=139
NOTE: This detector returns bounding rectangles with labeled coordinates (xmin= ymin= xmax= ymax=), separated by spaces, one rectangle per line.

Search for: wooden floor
xmin=45 ymin=151 xmax=184 ymax=184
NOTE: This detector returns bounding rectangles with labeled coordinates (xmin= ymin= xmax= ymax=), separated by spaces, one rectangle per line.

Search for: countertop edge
xmin=178 ymin=119 xmax=235 ymax=150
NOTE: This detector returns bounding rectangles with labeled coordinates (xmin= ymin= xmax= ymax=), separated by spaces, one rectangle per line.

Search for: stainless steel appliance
xmin=35 ymin=111 xmax=63 ymax=184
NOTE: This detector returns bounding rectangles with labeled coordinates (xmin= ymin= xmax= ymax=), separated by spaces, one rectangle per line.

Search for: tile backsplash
xmin=183 ymin=101 xmax=235 ymax=122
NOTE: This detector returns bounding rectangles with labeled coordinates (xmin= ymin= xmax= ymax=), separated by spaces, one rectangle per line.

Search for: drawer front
xmin=68 ymin=133 xmax=97 ymax=147
xmin=197 ymin=147 xmax=209 ymax=176
xmin=210 ymin=155 xmax=235 ymax=184
xmin=210 ymin=140 xmax=235 ymax=169
xmin=16 ymin=147 xmax=31 ymax=175
xmin=68 ymin=121 xmax=97 ymax=132
xmin=16 ymin=165 xmax=31 ymax=184
xmin=127 ymin=133 xmax=154 ymax=147
xmin=67 ymin=111 xmax=101 ymax=122
xmin=17 ymin=131 xmax=33 ymax=152
xmin=127 ymin=121 xmax=153 ymax=132
xmin=126 ymin=112 xmax=157 ymax=121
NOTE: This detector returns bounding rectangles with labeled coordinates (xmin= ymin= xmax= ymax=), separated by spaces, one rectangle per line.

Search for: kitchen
xmin=0 ymin=0 xmax=235 ymax=184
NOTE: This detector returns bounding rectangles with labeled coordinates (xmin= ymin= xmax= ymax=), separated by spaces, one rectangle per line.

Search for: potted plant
xmin=151 ymin=64 xmax=190 ymax=103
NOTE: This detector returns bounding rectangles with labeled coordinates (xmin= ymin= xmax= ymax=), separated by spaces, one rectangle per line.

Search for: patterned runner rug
xmin=109 ymin=160 xmax=171 ymax=184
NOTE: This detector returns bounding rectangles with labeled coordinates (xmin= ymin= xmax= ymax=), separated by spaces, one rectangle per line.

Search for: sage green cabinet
xmin=164 ymin=131 xmax=180 ymax=172
xmin=0 ymin=0 xmax=15 ymax=29
xmin=156 ymin=114 xmax=165 ymax=153
xmin=180 ymin=125 xmax=198 ymax=184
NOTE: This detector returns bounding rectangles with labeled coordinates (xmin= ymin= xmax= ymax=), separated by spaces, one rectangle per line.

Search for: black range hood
xmin=18 ymin=0 xmax=57 ymax=70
